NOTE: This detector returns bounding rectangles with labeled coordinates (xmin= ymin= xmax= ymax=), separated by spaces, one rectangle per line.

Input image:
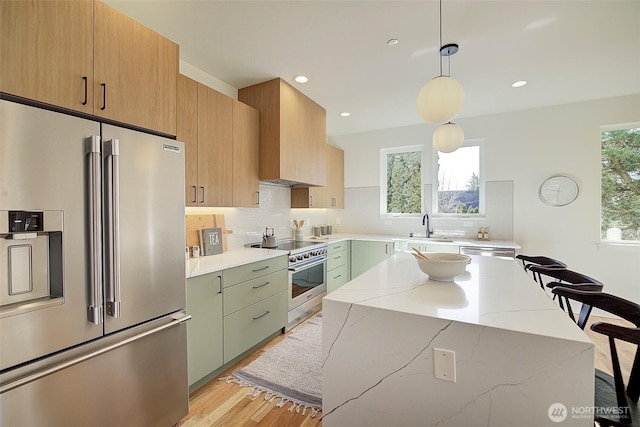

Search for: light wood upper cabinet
xmin=1 ymin=0 xmax=94 ymax=113
xmin=238 ymin=78 xmax=326 ymax=186
xmin=291 ymin=144 xmax=344 ymax=208
xmin=326 ymin=144 xmax=345 ymax=208
xmin=177 ymin=75 xmax=199 ymax=206
xmin=93 ymin=1 xmax=178 ymax=135
xmin=233 ymin=101 xmax=260 ymax=207
xmin=198 ymin=84 xmax=233 ymax=207
xmin=1 ymin=0 xmax=178 ymax=136
xmin=178 ymin=75 xmax=259 ymax=207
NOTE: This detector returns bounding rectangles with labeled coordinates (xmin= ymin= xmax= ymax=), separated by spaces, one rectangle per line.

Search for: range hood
xmin=239 ymin=78 xmax=326 ymax=188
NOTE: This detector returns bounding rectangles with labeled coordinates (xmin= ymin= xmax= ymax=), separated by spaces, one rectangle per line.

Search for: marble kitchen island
xmin=322 ymin=252 xmax=594 ymax=426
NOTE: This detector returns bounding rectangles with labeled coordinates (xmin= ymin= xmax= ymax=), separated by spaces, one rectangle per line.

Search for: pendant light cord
xmin=439 ymin=0 xmax=443 ymax=76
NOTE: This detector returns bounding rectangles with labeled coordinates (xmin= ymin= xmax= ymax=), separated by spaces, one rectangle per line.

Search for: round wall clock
xmin=539 ymin=176 xmax=579 ymax=207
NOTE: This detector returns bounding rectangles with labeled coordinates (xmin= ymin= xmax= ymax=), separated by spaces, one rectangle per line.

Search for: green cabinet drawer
xmin=223 ymin=290 xmax=287 ymax=363
xmin=327 ymin=241 xmax=348 ymax=253
xmin=327 ymin=251 xmax=347 ymax=271
xmin=327 ymin=263 xmax=349 ymax=293
xmin=223 ymin=269 xmax=287 ymax=315
xmin=223 ymin=255 xmax=288 ymax=288
xmin=186 ymin=272 xmax=223 ymax=386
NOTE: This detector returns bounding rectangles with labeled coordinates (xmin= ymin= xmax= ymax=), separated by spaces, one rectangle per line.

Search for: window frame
xmin=380 ymin=145 xmax=425 ymax=217
xmin=431 ymin=139 xmax=486 ymax=217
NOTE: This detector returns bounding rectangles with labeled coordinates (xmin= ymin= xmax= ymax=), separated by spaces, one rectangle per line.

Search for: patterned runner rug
xmin=223 ymin=314 xmax=322 ymax=417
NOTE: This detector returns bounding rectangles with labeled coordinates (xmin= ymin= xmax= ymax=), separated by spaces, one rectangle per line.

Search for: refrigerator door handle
xmin=86 ymin=136 xmax=103 ymax=325
xmin=104 ymin=138 xmax=121 ymax=319
xmin=0 ymin=312 xmax=191 ymax=394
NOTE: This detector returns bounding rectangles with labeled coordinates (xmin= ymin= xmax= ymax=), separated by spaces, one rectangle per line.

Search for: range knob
xmin=303 ymin=253 xmax=310 ymax=258
xmin=297 ymin=255 xmax=304 ymax=261
xmin=289 ymin=256 xmax=297 ymax=263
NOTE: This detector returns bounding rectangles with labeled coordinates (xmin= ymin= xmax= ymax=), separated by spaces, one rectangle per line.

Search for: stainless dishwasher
xmin=459 ymin=246 xmax=516 ymax=258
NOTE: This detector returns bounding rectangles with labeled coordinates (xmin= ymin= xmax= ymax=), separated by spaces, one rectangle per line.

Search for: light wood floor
xmin=178 ymin=315 xmax=636 ymax=427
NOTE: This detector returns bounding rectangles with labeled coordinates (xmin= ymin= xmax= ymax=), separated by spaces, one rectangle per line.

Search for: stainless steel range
xmin=248 ymin=239 xmax=327 ymax=328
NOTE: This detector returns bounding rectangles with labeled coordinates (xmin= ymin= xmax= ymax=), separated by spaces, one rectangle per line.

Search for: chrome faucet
xmin=422 ymin=212 xmax=434 ymax=238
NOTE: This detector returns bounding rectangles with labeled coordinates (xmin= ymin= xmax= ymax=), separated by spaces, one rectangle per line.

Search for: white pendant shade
xmin=433 ymin=122 xmax=464 ymax=153
xmin=416 ymin=76 xmax=465 ymax=124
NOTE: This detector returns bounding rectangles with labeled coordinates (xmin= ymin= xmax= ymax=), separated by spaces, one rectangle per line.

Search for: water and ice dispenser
xmin=0 ymin=210 xmax=63 ymax=309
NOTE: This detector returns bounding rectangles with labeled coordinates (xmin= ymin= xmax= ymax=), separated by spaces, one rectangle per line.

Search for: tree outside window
xmin=381 ymin=147 xmax=423 ymax=215
xmin=601 ymin=126 xmax=640 ymax=242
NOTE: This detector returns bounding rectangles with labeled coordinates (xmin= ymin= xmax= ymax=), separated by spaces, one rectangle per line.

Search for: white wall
xmin=330 ymin=94 xmax=640 ymax=303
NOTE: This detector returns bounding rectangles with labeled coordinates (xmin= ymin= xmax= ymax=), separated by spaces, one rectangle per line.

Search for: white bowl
xmin=414 ymin=253 xmax=471 ymax=281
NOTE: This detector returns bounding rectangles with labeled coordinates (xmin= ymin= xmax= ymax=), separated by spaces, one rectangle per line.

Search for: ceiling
xmin=105 ymin=0 xmax=640 ymax=138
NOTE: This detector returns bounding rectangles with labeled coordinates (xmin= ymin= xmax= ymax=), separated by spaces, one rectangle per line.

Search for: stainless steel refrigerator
xmin=0 ymin=99 xmax=189 ymax=426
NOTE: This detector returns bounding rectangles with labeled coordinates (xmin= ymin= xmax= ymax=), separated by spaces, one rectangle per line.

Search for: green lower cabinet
xmin=350 ymin=240 xmax=394 ymax=279
xmin=327 ymin=241 xmax=351 ymax=293
xmin=186 ymin=271 xmax=223 ymax=387
xmin=223 ymin=290 xmax=287 ymax=363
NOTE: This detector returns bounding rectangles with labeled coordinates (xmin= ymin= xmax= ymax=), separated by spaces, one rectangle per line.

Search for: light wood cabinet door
xmin=177 ymin=75 xmax=199 ymax=206
xmin=0 ymin=0 xmax=93 ymax=113
xmin=326 ymin=144 xmax=345 ymax=208
xmin=233 ymin=101 xmax=260 ymax=207
xmin=197 ymin=84 xmax=233 ymax=207
xmin=94 ymin=0 xmax=178 ymax=136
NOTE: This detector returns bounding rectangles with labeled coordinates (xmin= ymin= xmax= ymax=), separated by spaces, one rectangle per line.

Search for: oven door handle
xmin=289 ymin=258 xmax=326 ymax=272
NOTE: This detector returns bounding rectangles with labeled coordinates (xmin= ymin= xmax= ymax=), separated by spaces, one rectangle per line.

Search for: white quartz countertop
xmin=305 ymin=233 xmax=521 ymax=249
xmin=186 ymin=247 xmax=288 ymax=278
xmin=324 ymin=251 xmax=590 ymax=342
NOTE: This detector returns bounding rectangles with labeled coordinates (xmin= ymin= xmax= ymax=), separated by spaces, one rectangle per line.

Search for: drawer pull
xmin=252 ymin=310 xmax=270 ymax=320
xmin=252 ymin=281 xmax=269 ymax=289
xmin=334 ymin=245 xmax=342 ymax=250
xmin=252 ymin=265 xmax=270 ymax=272
xmin=333 ymin=256 xmax=341 ymax=260
xmin=333 ymin=274 xmax=342 ymax=279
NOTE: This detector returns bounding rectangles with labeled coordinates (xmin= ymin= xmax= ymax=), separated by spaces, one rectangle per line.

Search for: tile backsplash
xmin=186 ymin=181 xmax=513 ymax=251
xmin=185 ymin=183 xmax=329 ymax=250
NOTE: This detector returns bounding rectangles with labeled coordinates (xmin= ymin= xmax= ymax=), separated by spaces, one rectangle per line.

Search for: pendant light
xmin=432 ymin=122 xmax=464 ymax=153
xmin=416 ymin=0 xmax=464 ymax=124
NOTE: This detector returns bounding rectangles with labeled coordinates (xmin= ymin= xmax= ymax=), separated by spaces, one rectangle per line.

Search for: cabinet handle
xmin=192 ymin=186 xmax=197 ymax=203
xmin=252 ymin=265 xmax=269 ymax=272
xmin=333 ymin=274 xmax=342 ymax=279
xmin=309 ymin=195 xmax=313 ymax=207
xmin=200 ymin=186 xmax=205 ymax=203
xmin=333 ymin=255 xmax=341 ymax=260
xmin=252 ymin=281 xmax=269 ymax=289
xmin=334 ymin=245 xmax=342 ymax=250
xmin=217 ymin=275 xmax=222 ymax=294
xmin=252 ymin=310 xmax=270 ymax=320
xmin=256 ymin=191 xmax=260 ymax=205
xmin=100 ymin=83 xmax=106 ymax=110
xmin=332 ymin=197 xmax=336 ymax=207
xmin=385 ymin=244 xmax=389 ymax=255
xmin=82 ymin=76 xmax=88 ymax=105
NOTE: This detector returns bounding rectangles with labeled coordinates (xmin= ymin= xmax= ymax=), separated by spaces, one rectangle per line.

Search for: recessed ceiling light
xmin=293 ymin=75 xmax=309 ymax=84
xmin=512 ymin=80 xmax=527 ymax=88
xmin=387 ymin=38 xmax=399 ymax=46
xmin=340 ymin=112 xmax=351 ymax=117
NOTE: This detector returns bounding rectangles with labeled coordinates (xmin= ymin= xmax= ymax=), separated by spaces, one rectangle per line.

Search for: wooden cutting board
xmin=185 ymin=214 xmax=229 ymax=252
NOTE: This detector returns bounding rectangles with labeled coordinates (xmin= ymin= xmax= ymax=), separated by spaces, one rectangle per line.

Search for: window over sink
xmin=432 ymin=139 xmax=485 ymax=216
xmin=380 ymin=145 xmax=423 ymax=216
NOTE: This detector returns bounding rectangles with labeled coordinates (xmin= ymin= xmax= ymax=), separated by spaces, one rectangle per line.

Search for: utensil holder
xmin=295 ymin=229 xmax=303 ymax=241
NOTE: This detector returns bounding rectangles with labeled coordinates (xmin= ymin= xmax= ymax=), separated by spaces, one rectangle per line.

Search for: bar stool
xmin=551 ymin=287 xmax=639 ymax=425
xmin=515 ymin=255 xmax=567 ymax=288
xmin=529 ymin=265 xmax=604 ymax=329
